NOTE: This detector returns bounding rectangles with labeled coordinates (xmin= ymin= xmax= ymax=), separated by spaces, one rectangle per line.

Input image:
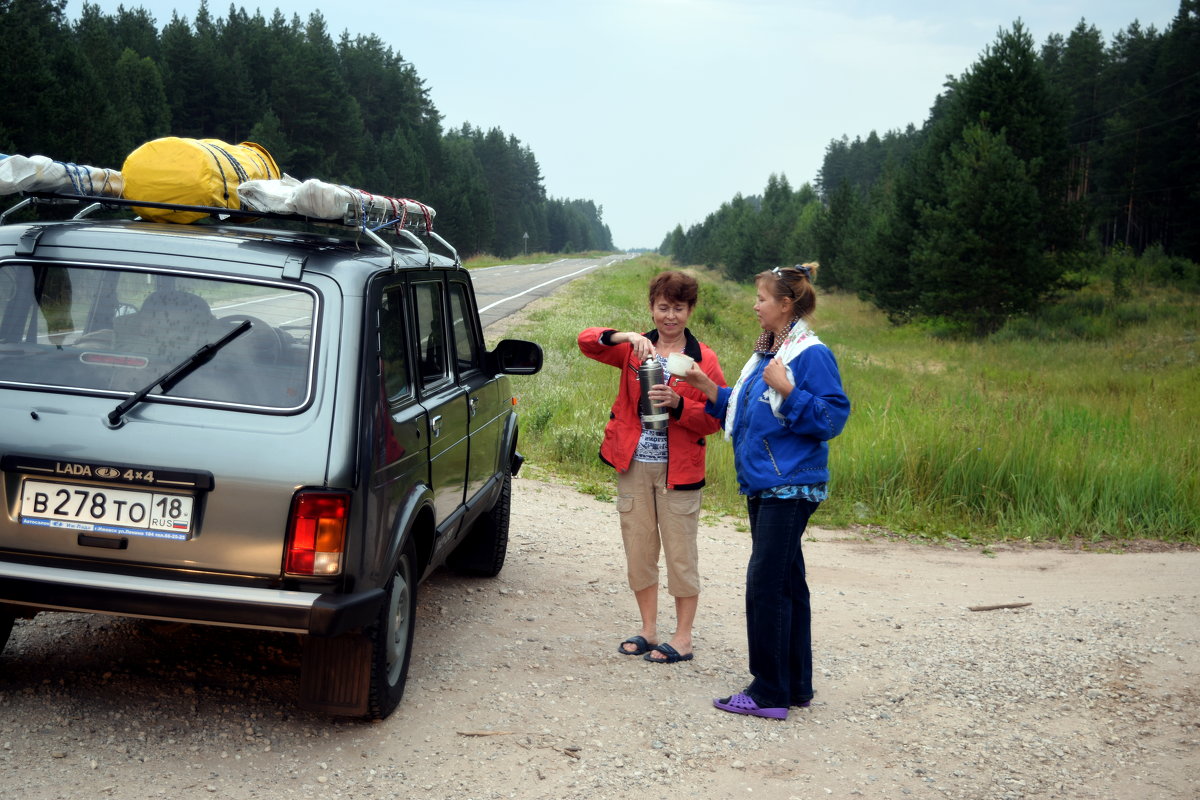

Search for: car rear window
xmin=0 ymin=262 xmax=316 ymax=411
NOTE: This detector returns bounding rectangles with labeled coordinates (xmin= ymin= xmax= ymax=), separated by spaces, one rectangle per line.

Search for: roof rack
xmin=2 ymin=189 xmax=460 ymax=268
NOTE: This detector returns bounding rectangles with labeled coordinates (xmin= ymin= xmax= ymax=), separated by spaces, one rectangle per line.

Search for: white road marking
xmin=478 ymin=263 xmax=602 ymax=313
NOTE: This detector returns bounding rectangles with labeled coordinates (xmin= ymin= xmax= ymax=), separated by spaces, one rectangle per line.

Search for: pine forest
xmin=0 ymin=0 xmax=614 ymax=258
xmin=662 ymin=7 xmax=1200 ymax=335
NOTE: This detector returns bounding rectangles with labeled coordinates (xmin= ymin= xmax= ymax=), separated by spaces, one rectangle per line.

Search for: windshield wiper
xmin=107 ymin=319 xmax=252 ymax=426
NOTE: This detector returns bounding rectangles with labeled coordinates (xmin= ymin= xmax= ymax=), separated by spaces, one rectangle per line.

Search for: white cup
xmin=666 ymin=352 xmax=694 ymax=377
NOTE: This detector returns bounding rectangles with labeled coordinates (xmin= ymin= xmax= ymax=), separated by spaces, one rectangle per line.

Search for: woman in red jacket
xmin=578 ymin=271 xmax=725 ymax=663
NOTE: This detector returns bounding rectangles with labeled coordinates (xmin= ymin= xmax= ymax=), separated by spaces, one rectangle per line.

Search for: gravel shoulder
xmin=1 ymin=474 xmax=1198 ymax=800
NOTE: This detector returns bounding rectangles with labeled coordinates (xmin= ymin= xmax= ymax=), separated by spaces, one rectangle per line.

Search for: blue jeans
xmin=744 ymin=495 xmax=819 ymax=708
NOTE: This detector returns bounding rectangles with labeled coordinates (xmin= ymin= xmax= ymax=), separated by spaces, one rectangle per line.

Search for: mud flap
xmin=298 ymin=633 xmax=371 ymax=716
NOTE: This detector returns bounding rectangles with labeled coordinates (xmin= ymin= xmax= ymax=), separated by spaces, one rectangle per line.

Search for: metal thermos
xmin=637 ymin=357 xmax=669 ymax=430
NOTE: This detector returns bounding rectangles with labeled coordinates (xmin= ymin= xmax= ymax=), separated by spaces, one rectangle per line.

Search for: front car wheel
xmin=448 ymin=467 xmax=511 ymax=578
xmin=0 ymin=604 xmax=15 ymax=654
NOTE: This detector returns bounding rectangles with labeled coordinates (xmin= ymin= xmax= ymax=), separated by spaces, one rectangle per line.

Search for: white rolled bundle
xmin=292 ymin=178 xmax=361 ymax=220
xmin=236 ymin=174 xmax=303 ymax=214
xmin=0 ymin=154 xmax=123 ymax=196
xmin=240 ymin=176 xmax=436 ymax=226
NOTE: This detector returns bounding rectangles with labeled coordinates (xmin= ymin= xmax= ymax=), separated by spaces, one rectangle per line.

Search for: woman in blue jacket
xmin=684 ymin=264 xmax=850 ymax=719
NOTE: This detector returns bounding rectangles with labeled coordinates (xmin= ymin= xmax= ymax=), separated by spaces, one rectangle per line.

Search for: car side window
xmin=412 ymin=279 xmax=447 ymax=388
xmin=379 ymin=284 xmax=411 ymax=401
xmin=448 ymin=280 xmax=481 ymax=375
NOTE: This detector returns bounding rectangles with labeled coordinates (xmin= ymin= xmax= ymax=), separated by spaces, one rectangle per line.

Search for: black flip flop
xmin=643 ymin=642 xmax=694 ymax=663
xmin=618 ymin=635 xmax=653 ymax=655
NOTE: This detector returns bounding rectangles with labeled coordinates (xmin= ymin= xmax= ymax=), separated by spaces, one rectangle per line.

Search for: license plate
xmin=20 ymin=480 xmax=195 ymax=540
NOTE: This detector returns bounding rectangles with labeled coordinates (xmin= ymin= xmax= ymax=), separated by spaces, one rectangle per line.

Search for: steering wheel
xmin=217 ymin=314 xmax=285 ymax=365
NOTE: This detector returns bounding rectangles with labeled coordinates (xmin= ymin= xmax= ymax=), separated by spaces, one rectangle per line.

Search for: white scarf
xmin=724 ymin=321 xmax=822 ymax=440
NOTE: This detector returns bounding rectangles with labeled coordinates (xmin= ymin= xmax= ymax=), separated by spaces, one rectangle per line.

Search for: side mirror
xmin=490 ymin=338 xmax=542 ymax=375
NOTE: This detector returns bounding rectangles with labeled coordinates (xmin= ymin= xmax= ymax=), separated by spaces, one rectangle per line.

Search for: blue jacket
xmin=708 ymin=344 xmax=850 ymax=495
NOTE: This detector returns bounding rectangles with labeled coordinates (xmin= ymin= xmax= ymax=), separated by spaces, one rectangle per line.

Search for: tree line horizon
xmin=0 ymin=0 xmax=613 ymax=258
xmin=661 ymin=4 xmax=1199 ymax=335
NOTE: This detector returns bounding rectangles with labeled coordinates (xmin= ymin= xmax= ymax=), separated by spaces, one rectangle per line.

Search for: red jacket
xmin=578 ymin=326 xmax=726 ymax=489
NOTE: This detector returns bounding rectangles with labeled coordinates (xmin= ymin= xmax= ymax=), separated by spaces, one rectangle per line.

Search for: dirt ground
xmin=1 ymin=474 xmax=1197 ymax=800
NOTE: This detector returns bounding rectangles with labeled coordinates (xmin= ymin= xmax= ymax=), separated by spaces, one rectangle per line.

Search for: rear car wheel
xmin=448 ymin=467 xmax=511 ymax=577
xmin=366 ymin=538 xmax=418 ymax=719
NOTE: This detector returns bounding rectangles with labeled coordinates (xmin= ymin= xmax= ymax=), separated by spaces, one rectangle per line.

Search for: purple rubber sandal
xmin=713 ymin=692 xmax=788 ymax=720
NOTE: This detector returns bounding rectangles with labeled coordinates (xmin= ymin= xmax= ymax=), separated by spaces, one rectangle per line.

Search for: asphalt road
xmin=471 ymin=253 xmax=635 ymax=330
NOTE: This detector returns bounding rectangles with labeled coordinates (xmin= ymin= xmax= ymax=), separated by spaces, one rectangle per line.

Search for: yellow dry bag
xmin=121 ymin=137 xmax=281 ymax=223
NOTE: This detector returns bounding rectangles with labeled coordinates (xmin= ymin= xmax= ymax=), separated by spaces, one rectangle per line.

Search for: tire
xmin=448 ymin=467 xmax=511 ymax=578
xmin=0 ymin=605 xmax=15 ymax=654
xmin=365 ymin=538 xmax=418 ymax=719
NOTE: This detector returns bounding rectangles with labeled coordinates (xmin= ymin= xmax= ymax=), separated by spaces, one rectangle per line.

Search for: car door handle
xmin=430 ymin=415 xmax=442 ymax=438
xmin=468 ymin=396 xmax=478 ymax=418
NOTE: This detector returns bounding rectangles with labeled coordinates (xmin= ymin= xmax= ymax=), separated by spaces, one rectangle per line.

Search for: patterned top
xmin=634 ymin=354 xmax=669 ymax=463
xmin=754 ymin=482 xmax=829 ymax=502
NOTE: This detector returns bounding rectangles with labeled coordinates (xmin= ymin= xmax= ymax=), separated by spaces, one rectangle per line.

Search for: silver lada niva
xmin=0 ymin=170 xmax=542 ymax=718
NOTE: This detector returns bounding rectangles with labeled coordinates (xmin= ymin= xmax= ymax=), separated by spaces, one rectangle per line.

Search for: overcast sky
xmin=70 ymin=0 xmax=1182 ymax=250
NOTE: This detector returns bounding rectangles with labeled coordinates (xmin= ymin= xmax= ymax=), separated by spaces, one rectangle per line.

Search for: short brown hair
xmin=648 ymin=270 xmax=698 ymax=308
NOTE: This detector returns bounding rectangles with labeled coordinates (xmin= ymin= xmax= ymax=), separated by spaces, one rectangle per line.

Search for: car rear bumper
xmin=0 ymin=561 xmax=384 ymax=637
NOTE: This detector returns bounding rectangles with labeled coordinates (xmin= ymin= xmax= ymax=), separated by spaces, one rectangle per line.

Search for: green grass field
xmin=502 ymin=254 xmax=1200 ymax=545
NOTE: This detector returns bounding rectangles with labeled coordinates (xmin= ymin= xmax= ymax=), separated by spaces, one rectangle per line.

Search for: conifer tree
xmin=911 ymin=124 xmax=1045 ymax=334
xmin=856 ymin=21 xmax=1070 ymax=329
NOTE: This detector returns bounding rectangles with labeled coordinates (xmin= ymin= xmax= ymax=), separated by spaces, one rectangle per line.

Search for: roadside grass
xmin=507 ymin=254 xmax=1200 ymax=545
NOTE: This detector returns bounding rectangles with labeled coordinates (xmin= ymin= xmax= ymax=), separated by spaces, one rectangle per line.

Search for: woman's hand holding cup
xmin=681 ymin=362 xmax=719 ymax=403
xmin=666 ymin=352 xmax=694 ymax=377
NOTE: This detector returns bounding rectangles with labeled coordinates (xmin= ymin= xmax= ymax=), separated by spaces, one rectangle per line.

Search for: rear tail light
xmin=284 ymin=490 xmax=350 ymax=575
